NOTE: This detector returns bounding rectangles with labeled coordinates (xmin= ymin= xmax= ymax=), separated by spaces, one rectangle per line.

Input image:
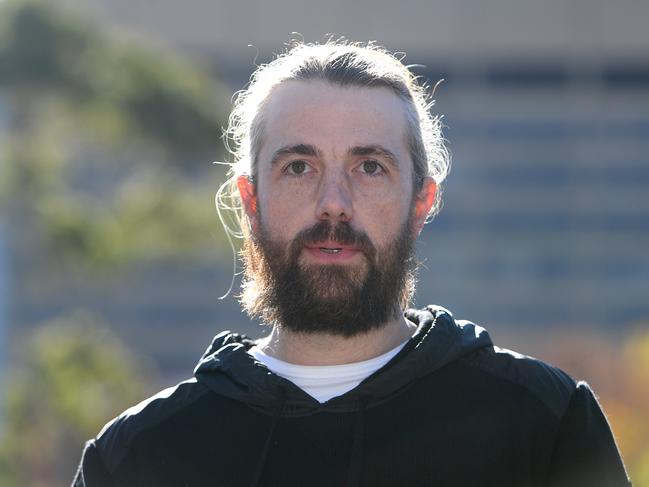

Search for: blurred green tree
xmin=0 ymin=0 xmax=231 ymax=268
xmin=0 ymin=311 xmax=158 ymax=487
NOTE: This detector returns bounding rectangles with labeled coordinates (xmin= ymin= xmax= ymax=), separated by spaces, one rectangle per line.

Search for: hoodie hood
xmin=194 ymin=305 xmax=493 ymax=415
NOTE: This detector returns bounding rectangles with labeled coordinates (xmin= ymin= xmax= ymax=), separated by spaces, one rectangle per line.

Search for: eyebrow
xmin=270 ymin=144 xmax=319 ymax=165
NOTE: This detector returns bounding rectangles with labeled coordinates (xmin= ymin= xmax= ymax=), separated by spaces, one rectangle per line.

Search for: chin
xmin=300 ymin=261 xmax=369 ymax=288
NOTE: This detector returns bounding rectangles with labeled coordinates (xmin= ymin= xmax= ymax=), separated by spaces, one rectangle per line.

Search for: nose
xmin=315 ymin=173 xmax=353 ymax=222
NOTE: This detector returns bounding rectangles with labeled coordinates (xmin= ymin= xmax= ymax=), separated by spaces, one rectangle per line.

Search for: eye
xmin=285 ymin=160 xmax=312 ymax=176
xmin=358 ymin=159 xmax=384 ymax=176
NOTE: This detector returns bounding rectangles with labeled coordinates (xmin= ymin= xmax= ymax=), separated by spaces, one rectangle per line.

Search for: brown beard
xmin=239 ymin=216 xmax=418 ymax=337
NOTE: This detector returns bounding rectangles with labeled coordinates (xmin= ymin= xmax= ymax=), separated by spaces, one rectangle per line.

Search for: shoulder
xmin=463 ymin=345 xmax=577 ymax=418
xmin=94 ymin=378 xmax=211 ymax=473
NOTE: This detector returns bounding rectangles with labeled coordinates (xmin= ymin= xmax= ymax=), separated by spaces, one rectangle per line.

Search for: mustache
xmin=290 ymin=221 xmax=377 ymax=261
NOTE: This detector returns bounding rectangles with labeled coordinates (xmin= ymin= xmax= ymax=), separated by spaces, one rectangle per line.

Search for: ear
xmin=236 ymin=175 xmax=259 ymax=233
xmin=412 ymin=177 xmax=437 ymax=236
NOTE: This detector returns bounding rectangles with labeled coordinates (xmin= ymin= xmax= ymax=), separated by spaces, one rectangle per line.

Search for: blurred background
xmin=0 ymin=0 xmax=647 ymax=484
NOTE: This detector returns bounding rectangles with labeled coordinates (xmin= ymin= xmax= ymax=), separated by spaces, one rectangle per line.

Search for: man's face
xmin=238 ymin=81 xmax=436 ymax=335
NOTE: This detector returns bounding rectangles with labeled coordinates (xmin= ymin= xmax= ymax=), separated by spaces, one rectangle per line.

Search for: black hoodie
xmin=73 ymin=305 xmax=631 ymax=487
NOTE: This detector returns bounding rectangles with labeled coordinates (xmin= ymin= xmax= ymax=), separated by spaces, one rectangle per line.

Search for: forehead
xmin=257 ymin=81 xmax=411 ymax=165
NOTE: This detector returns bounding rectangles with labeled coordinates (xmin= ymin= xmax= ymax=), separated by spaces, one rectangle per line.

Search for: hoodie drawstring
xmin=346 ymin=397 xmax=368 ymax=487
xmin=250 ymin=395 xmax=285 ymax=487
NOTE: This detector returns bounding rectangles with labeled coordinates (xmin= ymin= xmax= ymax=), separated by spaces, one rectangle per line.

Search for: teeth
xmin=320 ymin=248 xmax=342 ymax=254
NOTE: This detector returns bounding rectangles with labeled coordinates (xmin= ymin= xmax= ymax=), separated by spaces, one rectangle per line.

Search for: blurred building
xmin=9 ymin=0 xmax=649 ymax=379
xmin=1 ymin=92 xmax=10 ymax=419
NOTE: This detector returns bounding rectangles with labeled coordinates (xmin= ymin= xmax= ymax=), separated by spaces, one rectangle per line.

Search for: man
xmin=73 ymin=41 xmax=631 ymax=486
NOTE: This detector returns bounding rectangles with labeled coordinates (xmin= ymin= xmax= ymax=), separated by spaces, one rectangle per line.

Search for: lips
xmin=306 ymin=240 xmax=359 ymax=252
xmin=303 ymin=240 xmax=361 ymax=261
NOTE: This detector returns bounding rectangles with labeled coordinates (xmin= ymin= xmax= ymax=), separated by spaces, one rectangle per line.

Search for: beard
xmin=239 ymin=214 xmax=418 ymax=337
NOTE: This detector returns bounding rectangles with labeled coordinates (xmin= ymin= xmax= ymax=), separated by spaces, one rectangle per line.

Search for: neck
xmin=256 ymin=311 xmax=416 ymax=365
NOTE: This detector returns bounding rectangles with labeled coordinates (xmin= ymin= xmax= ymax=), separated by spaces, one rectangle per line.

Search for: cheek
xmin=355 ymin=178 xmax=413 ymax=217
xmin=356 ymin=195 xmax=412 ymax=244
xmin=258 ymin=187 xmax=312 ymax=238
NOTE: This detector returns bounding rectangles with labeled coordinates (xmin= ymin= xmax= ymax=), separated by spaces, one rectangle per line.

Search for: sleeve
xmin=546 ymin=381 xmax=632 ymax=487
xmin=71 ymin=440 xmax=114 ymax=487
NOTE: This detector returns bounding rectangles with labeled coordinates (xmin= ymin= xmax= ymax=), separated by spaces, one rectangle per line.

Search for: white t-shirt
xmin=248 ymin=340 xmax=408 ymax=403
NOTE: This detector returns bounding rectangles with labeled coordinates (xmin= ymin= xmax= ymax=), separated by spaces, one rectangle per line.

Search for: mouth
xmin=319 ymin=247 xmax=343 ymax=254
xmin=303 ymin=240 xmax=361 ymax=262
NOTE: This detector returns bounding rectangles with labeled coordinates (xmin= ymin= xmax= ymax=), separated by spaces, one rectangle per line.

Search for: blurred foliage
xmin=0 ymin=0 xmax=227 ymax=158
xmin=0 ymin=311 xmax=158 ymax=487
xmin=617 ymin=328 xmax=649 ymax=486
xmin=0 ymin=3 xmax=231 ymax=482
xmin=534 ymin=325 xmax=649 ymax=486
xmin=0 ymin=0 xmax=230 ymax=268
